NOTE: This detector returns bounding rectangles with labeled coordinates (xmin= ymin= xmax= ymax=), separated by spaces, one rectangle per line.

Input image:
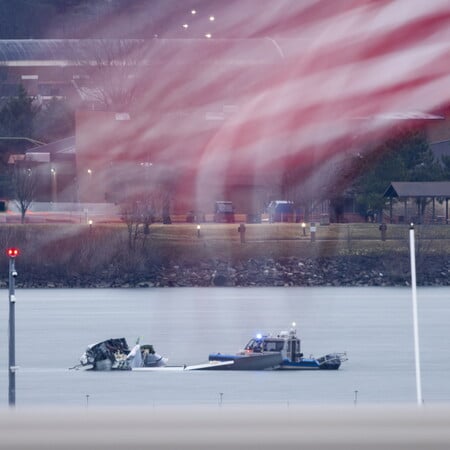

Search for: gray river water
xmin=0 ymin=287 xmax=449 ymax=408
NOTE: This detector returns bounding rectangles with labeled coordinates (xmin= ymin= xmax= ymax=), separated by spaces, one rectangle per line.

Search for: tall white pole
xmin=409 ymin=224 xmax=423 ymax=405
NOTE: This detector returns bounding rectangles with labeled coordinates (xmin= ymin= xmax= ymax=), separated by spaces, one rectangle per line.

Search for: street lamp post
xmin=7 ymin=247 xmax=19 ymax=407
xmin=51 ymin=167 xmax=57 ymax=203
xmin=86 ymin=168 xmax=93 ymax=208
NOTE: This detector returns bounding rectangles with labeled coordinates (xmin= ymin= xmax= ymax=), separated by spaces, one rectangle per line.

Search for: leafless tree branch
xmin=73 ymin=39 xmax=147 ymax=111
xmin=12 ymin=165 xmax=38 ymax=223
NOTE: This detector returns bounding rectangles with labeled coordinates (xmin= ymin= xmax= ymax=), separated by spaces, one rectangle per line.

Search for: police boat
xmin=207 ymin=323 xmax=347 ymax=370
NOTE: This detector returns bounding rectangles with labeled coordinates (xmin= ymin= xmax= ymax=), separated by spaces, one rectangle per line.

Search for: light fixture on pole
xmin=51 ymin=167 xmax=57 ymax=203
xmin=7 ymin=247 xmax=19 ymax=407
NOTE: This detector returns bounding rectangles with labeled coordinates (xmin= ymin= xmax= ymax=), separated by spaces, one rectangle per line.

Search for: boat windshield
xmin=245 ymin=338 xmax=284 ymax=352
xmin=245 ymin=339 xmax=263 ymax=352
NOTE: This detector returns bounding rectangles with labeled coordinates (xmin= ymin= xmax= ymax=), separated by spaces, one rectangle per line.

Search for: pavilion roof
xmin=384 ymin=181 xmax=450 ymax=198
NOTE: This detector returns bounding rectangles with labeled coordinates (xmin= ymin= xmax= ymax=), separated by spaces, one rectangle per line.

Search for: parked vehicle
xmin=267 ymin=200 xmax=294 ymax=222
xmin=186 ymin=210 xmax=205 ymax=223
xmin=0 ymin=199 xmax=8 ymax=212
xmin=214 ymin=201 xmax=235 ymax=223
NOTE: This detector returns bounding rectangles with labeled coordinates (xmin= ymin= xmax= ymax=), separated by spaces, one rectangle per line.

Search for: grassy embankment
xmin=0 ymin=223 xmax=450 ymax=287
xmin=1 ymin=222 xmax=449 ymax=273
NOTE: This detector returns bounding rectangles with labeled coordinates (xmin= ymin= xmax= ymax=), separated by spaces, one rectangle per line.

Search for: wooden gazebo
xmin=383 ymin=181 xmax=450 ymax=224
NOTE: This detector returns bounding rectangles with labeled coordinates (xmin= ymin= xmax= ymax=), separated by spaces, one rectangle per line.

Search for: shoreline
xmin=4 ymin=254 xmax=450 ymax=288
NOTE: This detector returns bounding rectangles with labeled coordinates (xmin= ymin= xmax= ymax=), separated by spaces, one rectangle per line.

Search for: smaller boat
xmin=78 ymin=337 xmax=167 ymax=371
xmin=208 ymin=323 xmax=347 ymax=370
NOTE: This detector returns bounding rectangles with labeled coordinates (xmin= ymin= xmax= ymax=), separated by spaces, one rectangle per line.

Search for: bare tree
xmin=12 ymin=165 xmax=38 ymax=223
xmin=121 ymin=199 xmax=143 ymax=250
xmin=73 ymin=39 xmax=146 ymax=111
xmin=121 ymin=191 xmax=164 ymax=250
xmin=281 ymin=159 xmax=336 ymax=221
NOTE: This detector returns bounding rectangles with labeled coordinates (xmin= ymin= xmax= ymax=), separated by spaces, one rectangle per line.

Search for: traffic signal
xmin=7 ymin=248 xmax=19 ymax=258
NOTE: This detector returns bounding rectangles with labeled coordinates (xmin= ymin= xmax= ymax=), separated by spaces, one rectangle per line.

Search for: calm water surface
xmin=0 ymin=287 xmax=449 ymax=408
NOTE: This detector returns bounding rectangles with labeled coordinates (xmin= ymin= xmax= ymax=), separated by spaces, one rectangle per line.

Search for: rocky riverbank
xmin=5 ymin=254 xmax=450 ymax=288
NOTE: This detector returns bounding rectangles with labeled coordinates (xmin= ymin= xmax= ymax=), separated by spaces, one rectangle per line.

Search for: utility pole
xmin=7 ymin=247 xmax=19 ymax=407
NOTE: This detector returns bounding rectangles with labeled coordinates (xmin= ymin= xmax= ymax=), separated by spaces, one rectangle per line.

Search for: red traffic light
xmin=7 ymin=248 xmax=19 ymax=258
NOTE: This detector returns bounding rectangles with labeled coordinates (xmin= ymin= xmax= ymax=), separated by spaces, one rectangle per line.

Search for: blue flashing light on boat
xmin=256 ymin=333 xmax=262 ymax=339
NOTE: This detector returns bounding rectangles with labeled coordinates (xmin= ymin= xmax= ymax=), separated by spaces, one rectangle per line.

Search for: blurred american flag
xmin=78 ymin=0 xmax=450 ymax=202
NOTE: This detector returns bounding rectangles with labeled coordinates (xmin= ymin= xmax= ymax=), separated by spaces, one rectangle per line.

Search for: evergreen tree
xmin=353 ymin=128 xmax=442 ymax=217
xmin=0 ymin=85 xmax=38 ymax=142
xmin=34 ymin=98 xmax=75 ymax=142
xmin=0 ymin=85 xmax=39 ymax=197
xmin=439 ymin=155 xmax=450 ymax=180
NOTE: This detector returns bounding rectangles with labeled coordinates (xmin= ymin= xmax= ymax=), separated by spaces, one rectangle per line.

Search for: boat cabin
xmin=244 ymin=329 xmax=303 ymax=362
